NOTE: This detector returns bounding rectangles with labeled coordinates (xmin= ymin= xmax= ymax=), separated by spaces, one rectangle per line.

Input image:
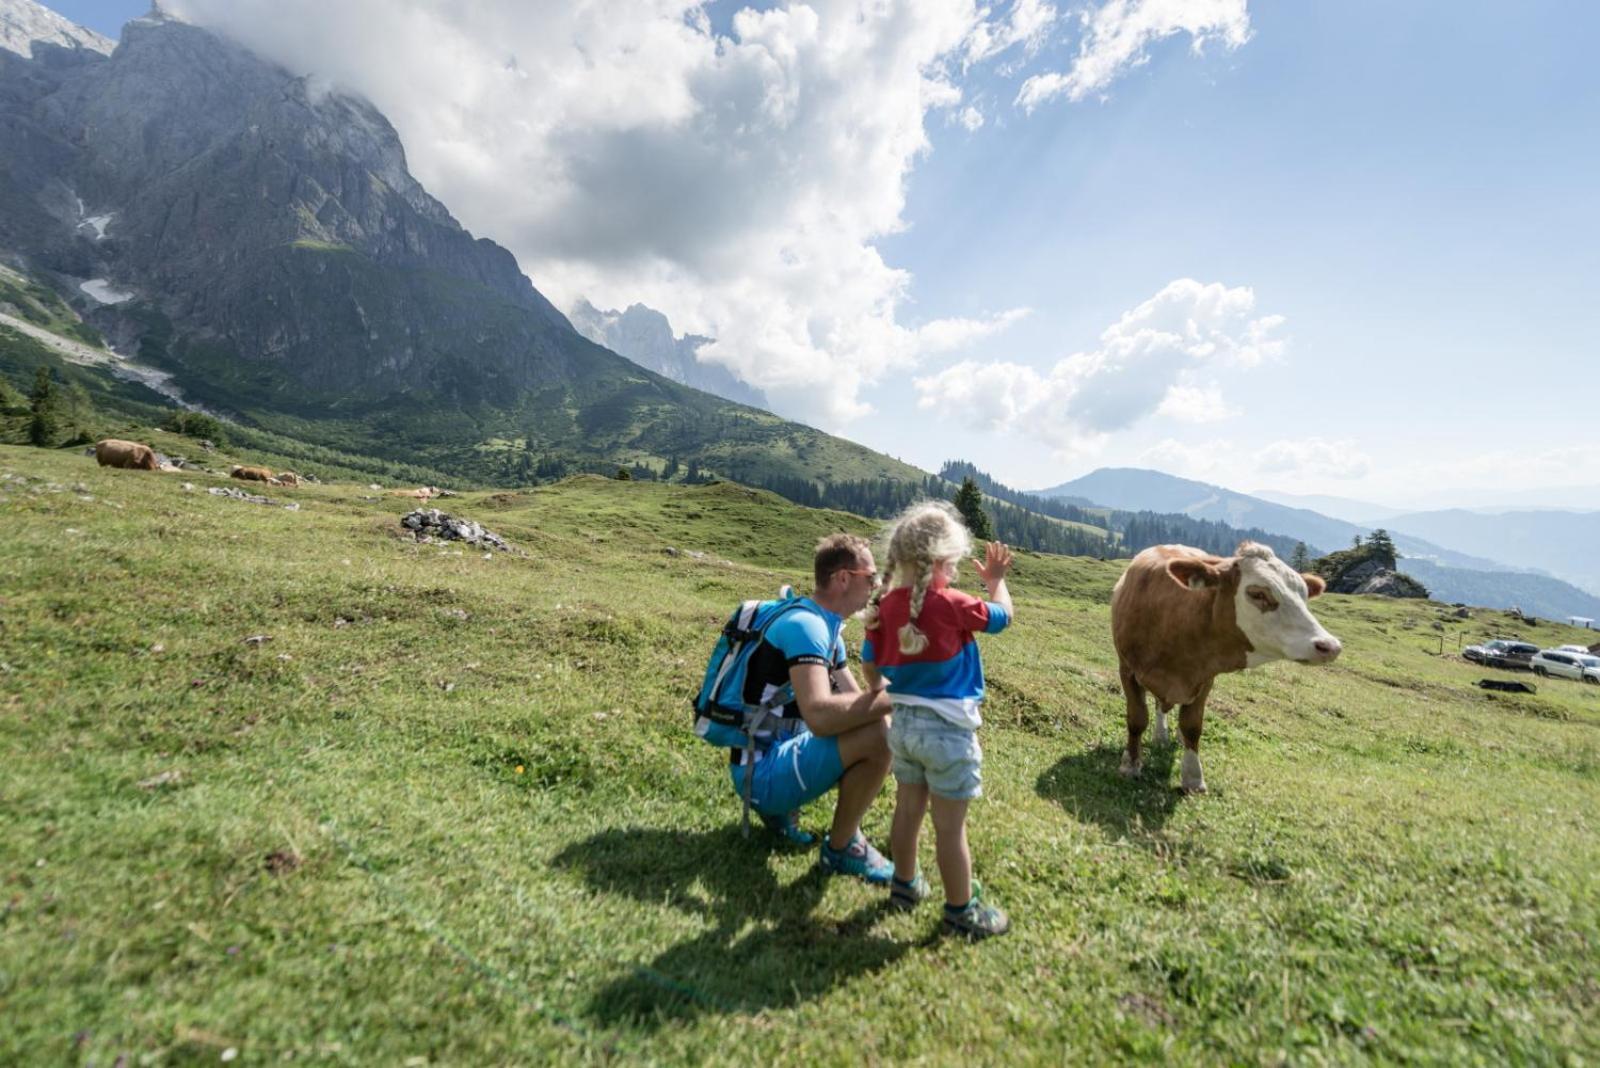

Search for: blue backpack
xmin=691 ymin=585 xmax=809 ymax=833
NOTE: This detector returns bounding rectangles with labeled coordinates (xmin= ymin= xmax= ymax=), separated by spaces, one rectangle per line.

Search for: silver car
xmin=1530 ymin=649 xmax=1600 ymax=683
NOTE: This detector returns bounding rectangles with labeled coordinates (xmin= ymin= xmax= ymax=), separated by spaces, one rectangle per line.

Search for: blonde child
xmin=861 ymin=500 xmax=1014 ymax=939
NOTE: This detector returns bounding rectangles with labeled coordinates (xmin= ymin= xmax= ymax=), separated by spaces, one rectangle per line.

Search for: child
xmin=861 ymin=500 xmax=1014 ymax=939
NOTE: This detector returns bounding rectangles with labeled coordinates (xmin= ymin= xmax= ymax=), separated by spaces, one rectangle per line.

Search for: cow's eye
xmin=1246 ymin=586 xmax=1278 ymax=611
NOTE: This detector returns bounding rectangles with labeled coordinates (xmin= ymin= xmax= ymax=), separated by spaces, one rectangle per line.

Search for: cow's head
xmin=1166 ymin=542 xmax=1342 ymax=665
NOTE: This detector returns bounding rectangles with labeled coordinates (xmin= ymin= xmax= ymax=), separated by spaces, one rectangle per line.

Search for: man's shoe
xmin=819 ymin=833 xmax=894 ymax=884
xmin=942 ymin=884 xmax=1010 ymax=940
xmin=760 ymin=810 xmax=816 ymax=846
xmin=889 ymin=871 xmax=930 ymax=911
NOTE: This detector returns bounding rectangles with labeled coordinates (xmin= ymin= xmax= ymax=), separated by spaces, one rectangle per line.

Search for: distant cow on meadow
xmin=1111 ymin=542 xmax=1342 ymax=794
xmin=94 ymin=439 xmax=159 ymax=470
xmin=276 ymin=472 xmax=300 ymax=487
xmin=230 ymin=465 xmax=274 ymax=483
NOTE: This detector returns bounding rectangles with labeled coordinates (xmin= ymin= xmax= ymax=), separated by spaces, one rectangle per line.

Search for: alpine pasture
xmin=2 ymin=442 xmax=1597 ymax=1065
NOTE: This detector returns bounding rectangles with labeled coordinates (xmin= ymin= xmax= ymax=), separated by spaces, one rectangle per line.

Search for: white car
xmin=1556 ymin=644 xmax=1595 ymax=655
xmin=1529 ymin=649 xmax=1600 ymax=683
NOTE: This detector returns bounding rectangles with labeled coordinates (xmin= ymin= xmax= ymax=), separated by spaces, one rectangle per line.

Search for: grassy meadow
xmin=2 ymin=442 xmax=1597 ymax=1065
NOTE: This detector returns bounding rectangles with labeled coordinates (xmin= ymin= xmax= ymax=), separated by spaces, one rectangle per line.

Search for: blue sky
xmin=43 ymin=1 xmax=1600 ymax=509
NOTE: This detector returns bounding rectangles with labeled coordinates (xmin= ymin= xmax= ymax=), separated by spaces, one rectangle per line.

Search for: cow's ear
xmin=1302 ymin=573 xmax=1326 ymax=598
xmin=1167 ymin=559 xmax=1224 ymax=590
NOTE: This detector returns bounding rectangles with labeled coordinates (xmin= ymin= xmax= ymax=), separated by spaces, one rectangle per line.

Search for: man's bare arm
xmin=791 ymin=663 xmax=890 ymax=737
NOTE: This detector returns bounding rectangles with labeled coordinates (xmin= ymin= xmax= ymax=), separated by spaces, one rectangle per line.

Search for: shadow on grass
xmin=1035 ymin=741 xmax=1182 ymax=838
xmin=551 ymin=825 xmax=904 ymax=1029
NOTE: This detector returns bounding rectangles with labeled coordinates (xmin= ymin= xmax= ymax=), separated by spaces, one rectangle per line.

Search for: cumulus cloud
xmin=1156 ymin=382 xmax=1235 ymax=423
xmin=1256 ymin=438 xmax=1373 ymax=481
xmin=1017 ymin=0 xmax=1251 ymax=111
xmin=164 ymin=1 xmax=1242 ymax=425
xmin=964 ymin=0 xmax=1058 ymax=67
xmin=914 ymin=278 xmax=1281 ymax=450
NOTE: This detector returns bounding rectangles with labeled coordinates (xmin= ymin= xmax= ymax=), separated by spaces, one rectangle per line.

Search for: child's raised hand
xmin=973 ymin=541 xmax=1013 ymax=588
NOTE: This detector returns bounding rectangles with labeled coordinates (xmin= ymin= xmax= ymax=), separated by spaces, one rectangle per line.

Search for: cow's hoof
xmin=1180 ymin=751 xmax=1205 ymax=794
xmin=1118 ymin=750 xmax=1142 ymax=778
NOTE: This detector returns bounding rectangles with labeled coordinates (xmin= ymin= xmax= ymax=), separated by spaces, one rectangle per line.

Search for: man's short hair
xmin=814 ymin=532 xmax=870 ymax=589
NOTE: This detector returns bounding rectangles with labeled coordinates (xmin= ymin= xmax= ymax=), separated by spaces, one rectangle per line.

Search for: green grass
xmin=2 ymin=444 xmax=1597 ymax=1065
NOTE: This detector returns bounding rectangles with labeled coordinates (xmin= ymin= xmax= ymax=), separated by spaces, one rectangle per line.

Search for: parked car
xmin=1530 ymin=649 xmax=1600 ymax=682
xmin=1463 ymin=639 xmax=1511 ymax=664
xmin=1484 ymin=641 xmax=1539 ymax=670
xmin=1556 ymin=644 xmax=1593 ymax=655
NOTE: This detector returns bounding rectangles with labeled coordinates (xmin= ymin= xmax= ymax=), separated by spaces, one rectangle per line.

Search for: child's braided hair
xmin=877 ymin=499 xmax=972 ymax=655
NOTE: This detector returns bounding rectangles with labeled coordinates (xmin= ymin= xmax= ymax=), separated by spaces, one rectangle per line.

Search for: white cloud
xmin=965 ymin=0 xmax=1058 ymax=67
xmin=1017 ymin=0 xmax=1251 ymax=111
xmin=1156 ymin=381 xmax=1235 ymax=423
xmin=164 ymin=1 xmax=1241 ymax=425
xmin=1255 ymin=437 xmax=1373 ymax=481
xmin=956 ymin=105 xmax=986 ymax=131
xmin=915 ymin=278 xmax=1280 ymax=451
xmin=1135 ymin=437 xmax=1234 ymax=479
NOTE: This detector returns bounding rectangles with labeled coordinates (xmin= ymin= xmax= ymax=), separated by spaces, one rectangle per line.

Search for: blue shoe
xmin=819 ymin=833 xmax=894 ymax=884
xmin=760 ymin=810 xmax=816 ymax=846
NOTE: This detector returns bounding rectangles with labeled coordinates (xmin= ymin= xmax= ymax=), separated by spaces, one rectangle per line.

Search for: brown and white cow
xmin=94 ymin=439 xmax=159 ymax=470
xmin=1111 ymin=542 xmax=1342 ymax=794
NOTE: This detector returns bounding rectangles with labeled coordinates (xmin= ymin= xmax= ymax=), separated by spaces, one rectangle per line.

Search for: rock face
xmin=1326 ymin=558 xmax=1429 ymax=599
xmin=2 ymin=11 xmax=596 ymax=401
xmin=0 ymin=0 xmax=112 ymax=60
xmin=570 ymin=299 xmax=768 ymax=410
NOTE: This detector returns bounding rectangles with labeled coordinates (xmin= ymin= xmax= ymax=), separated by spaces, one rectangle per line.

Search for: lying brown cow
xmin=1111 ymin=542 xmax=1342 ymax=794
xmin=230 ymin=465 xmax=275 ymax=483
xmin=276 ymin=472 xmax=301 ymax=487
xmin=95 ymin=439 xmax=159 ymax=470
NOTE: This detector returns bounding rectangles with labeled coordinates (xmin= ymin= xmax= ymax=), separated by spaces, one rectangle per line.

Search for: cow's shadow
xmin=1035 ymin=740 xmax=1183 ymax=838
xmin=550 ymin=825 xmax=904 ymax=1029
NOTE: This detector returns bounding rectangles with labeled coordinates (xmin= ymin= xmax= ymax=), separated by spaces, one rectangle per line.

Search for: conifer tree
xmin=1367 ymin=528 xmax=1398 ymax=568
xmin=1290 ymin=541 xmax=1310 ymax=571
xmin=953 ymin=476 xmax=994 ymax=541
xmin=28 ymin=367 xmax=59 ymax=447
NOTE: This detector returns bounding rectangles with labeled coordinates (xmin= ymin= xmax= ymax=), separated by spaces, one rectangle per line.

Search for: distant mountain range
xmin=1038 ymin=467 xmax=1600 ymax=619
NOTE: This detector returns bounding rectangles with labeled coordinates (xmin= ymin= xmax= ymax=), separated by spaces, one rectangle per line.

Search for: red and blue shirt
xmin=862 ymin=581 xmax=1010 ymax=729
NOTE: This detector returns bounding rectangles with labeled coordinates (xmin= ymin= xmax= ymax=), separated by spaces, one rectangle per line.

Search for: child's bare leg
xmin=929 ymin=795 xmax=972 ymax=906
xmin=890 ymin=782 xmax=929 ymax=882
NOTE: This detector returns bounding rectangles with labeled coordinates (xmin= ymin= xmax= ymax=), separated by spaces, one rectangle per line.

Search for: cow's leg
xmin=1177 ymin=684 xmax=1213 ymax=795
xmin=1118 ymin=665 xmax=1148 ymax=778
xmin=1153 ymin=700 xmax=1171 ymax=747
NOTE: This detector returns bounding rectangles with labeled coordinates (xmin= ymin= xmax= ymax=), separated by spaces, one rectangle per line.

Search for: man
xmin=720 ymin=533 xmax=895 ymax=882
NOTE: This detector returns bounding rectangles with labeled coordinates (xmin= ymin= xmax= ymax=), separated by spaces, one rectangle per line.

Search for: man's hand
xmin=792 ymin=662 xmax=891 ymax=737
xmin=973 ymin=540 xmax=1013 ymax=591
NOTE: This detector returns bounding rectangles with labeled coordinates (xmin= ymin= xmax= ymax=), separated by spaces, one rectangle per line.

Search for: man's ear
xmin=1302 ymin=573 xmax=1327 ymax=598
xmin=1167 ymin=558 xmax=1225 ymax=590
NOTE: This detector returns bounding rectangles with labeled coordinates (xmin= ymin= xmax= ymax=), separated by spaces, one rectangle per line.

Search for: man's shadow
xmin=1035 ymin=740 xmax=1182 ymax=838
xmin=551 ymin=825 xmax=904 ymax=1029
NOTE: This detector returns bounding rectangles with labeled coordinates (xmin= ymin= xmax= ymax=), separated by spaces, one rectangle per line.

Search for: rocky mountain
xmin=0 ymin=0 xmax=111 ymax=59
xmin=0 ymin=4 xmax=921 ymax=487
xmin=569 ymin=299 xmax=767 ymax=410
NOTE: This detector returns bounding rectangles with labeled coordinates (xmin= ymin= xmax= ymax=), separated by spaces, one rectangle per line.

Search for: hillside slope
xmin=3 ymin=442 xmax=1596 ymax=1064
